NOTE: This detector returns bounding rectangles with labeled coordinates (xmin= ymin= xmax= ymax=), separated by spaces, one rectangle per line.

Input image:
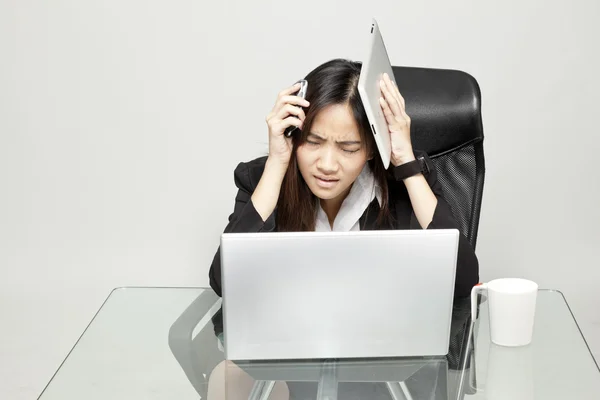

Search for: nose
xmin=316 ymin=146 xmax=339 ymax=175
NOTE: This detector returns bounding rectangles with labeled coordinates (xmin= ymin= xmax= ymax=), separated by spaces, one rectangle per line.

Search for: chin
xmin=313 ymin=191 xmax=338 ymax=201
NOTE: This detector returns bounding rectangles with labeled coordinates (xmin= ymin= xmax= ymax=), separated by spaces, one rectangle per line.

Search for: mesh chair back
xmin=392 ymin=66 xmax=485 ymax=248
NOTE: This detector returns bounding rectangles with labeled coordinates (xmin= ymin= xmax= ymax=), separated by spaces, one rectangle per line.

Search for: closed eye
xmin=338 ymin=140 xmax=362 ymax=154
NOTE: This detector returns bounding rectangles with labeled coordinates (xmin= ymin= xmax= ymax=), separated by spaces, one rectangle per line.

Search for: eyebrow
xmin=308 ymin=132 xmax=362 ymax=145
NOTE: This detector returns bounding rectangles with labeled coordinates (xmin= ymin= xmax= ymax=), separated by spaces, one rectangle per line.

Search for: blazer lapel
xmin=359 ymin=199 xmax=383 ymax=230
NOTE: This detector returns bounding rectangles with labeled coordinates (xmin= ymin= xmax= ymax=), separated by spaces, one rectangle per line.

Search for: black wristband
xmin=393 ymin=156 xmax=430 ymax=181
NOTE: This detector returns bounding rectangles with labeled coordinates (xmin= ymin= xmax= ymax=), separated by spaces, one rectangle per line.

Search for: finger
xmin=395 ymin=86 xmax=406 ymax=110
xmin=380 ymin=79 xmax=403 ymax=117
xmin=381 ymin=95 xmax=411 ymax=128
xmin=384 ymin=73 xmax=405 ymax=109
xmin=402 ymin=110 xmax=411 ymax=126
xmin=272 ymin=94 xmax=310 ymax=117
xmin=277 ymin=82 xmax=302 ymax=99
xmin=276 ymin=104 xmax=306 ymax=122
xmin=271 ymin=83 xmax=303 ymax=115
xmin=384 ymin=79 xmax=409 ymax=122
xmin=379 ymin=97 xmax=398 ymax=127
xmin=277 ymin=116 xmax=303 ymax=134
xmin=280 ymin=95 xmax=310 ymax=108
xmin=391 ymin=86 xmax=410 ymax=121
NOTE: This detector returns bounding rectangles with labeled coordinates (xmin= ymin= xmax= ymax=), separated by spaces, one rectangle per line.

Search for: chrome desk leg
xmin=246 ymin=381 xmax=275 ymax=400
xmin=258 ymin=381 xmax=275 ymax=400
xmin=247 ymin=380 xmax=275 ymax=400
xmin=386 ymin=381 xmax=414 ymax=400
xmin=316 ymin=360 xmax=338 ymax=400
xmin=248 ymin=380 xmax=265 ymax=400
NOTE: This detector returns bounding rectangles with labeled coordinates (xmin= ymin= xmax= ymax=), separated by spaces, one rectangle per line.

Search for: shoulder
xmin=233 ymin=156 xmax=268 ymax=192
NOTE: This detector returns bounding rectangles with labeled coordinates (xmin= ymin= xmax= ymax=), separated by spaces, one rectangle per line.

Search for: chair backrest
xmin=392 ymin=66 xmax=485 ymax=249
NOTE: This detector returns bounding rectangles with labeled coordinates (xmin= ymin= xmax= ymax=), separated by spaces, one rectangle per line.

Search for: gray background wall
xmin=1 ymin=0 xmax=599 ymax=398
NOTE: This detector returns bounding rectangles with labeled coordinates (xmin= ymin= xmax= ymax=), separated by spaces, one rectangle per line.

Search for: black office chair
xmin=392 ymin=65 xmax=485 ymax=249
xmin=391 ymin=66 xmax=486 ymax=399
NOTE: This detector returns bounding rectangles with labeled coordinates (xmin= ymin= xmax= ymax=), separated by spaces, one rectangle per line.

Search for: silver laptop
xmin=220 ymin=229 xmax=459 ymax=361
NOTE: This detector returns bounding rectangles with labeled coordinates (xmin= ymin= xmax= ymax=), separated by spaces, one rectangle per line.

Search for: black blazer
xmin=209 ymin=151 xmax=479 ymax=298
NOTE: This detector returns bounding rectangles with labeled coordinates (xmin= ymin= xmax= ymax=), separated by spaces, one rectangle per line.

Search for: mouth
xmin=314 ymin=175 xmax=339 ymax=189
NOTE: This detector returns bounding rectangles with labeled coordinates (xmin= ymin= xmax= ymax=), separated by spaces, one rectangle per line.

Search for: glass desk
xmin=37 ymin=288 xmax=600 ymax=399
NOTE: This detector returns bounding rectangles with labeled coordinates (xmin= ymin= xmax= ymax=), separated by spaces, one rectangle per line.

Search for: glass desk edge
xmin=36 ymin=287 xmax=600 ymax=399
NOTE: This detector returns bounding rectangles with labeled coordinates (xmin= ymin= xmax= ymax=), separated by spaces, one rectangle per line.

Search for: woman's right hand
xmin=265 ymin=82 xmax=310 ymax=168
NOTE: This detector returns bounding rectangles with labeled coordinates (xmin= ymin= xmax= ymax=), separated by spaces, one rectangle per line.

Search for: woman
xmin=207 ymin=58 xmax=479 ymax=399
xmin=209 ymin=58 xmax=479 ymax=298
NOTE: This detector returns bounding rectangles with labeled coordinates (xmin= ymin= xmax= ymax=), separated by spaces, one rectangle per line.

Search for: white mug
xmin=471 ymin=278 xmax=538 ymax=346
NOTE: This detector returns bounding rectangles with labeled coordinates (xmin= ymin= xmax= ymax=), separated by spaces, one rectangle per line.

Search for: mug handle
xmin=471 ymin=283 xmax=487 ymax=322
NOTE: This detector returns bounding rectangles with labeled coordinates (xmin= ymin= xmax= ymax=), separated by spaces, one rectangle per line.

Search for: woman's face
xmin=296 ymin=103 xmax=370 ymax=204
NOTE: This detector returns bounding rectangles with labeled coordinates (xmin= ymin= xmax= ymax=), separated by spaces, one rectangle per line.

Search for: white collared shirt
xmin=314 ymin=164 xmax=382 ymax=232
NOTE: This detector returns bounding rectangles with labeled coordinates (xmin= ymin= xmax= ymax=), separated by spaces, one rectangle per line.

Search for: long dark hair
xmin=276 ymin=59 xmax=391 ymax=231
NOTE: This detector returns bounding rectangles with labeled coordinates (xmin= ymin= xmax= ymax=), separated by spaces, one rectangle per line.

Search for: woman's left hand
xmin=379 ymin=73 xmax=415 ymax=166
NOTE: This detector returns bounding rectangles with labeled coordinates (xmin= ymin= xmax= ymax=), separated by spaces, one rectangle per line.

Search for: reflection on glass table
xmin=36 ymin=288 xmax=599 ymax=400
xmin=464 ymin=290 xmax=600 ymax=400
xmin=169 ymin=291 xmax=473 ymax=400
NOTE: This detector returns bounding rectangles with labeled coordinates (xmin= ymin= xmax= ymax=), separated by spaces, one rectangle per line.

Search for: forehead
xmin=310 ymin=103 xmax=361 ymax=141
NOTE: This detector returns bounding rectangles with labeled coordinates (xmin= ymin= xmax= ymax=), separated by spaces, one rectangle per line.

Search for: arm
xmin=250 ymin=158 xmax=288 ymax=221
xmin=379 ymin=73 xmax=478 ymax=298
xmin=407 ymin=152 xmax=480 ymax=298
xmin=208 ymin=159 xmax=287 ymax=296
xmin=378 ymin=74 xmax=438 ymax=228
xmin=395 ymin=155 xmax=438 ymax=229
xmin=209 ymin=82 xmax=309 ymax=296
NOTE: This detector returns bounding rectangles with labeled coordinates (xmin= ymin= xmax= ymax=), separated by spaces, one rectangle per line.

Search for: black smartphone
xmin=284 ymin=79 xmax=308 ymax=138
